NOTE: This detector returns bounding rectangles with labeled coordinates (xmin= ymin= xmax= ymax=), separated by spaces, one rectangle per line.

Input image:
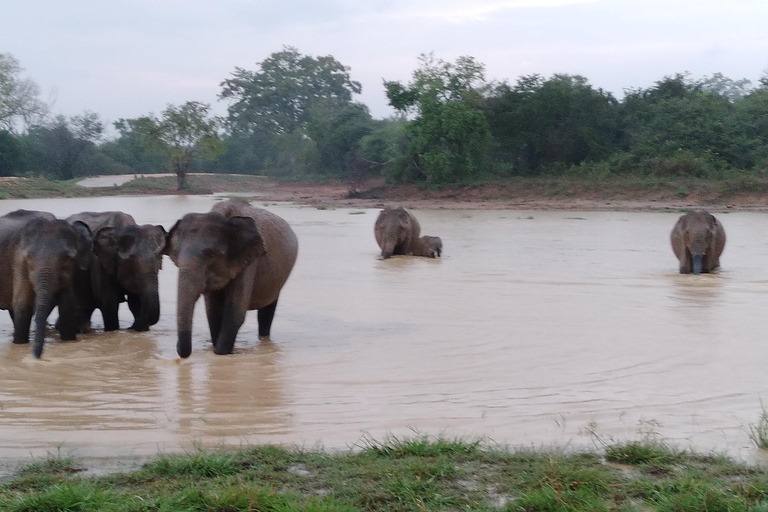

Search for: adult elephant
xmin=670 ymin=210 xmax=726 ymax=275
xmin=165 ymin=199 xmax=298 ymax=357
xmin=66 ymin=211 xmax=167 ymax=332
xmin=374 ymin=206 xmax=421 ymax=259
xmin=0 ymin=210 xmax=92 ymax=358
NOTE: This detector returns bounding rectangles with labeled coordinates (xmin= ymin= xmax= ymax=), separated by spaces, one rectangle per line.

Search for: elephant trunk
xmin=176 ymin=267 xmax=204 ymax=358
xmin=132 ymin=276 xmax=160 ymax=331
xmin=32 ymin=270 xmax=56 ymax=359
xmin=381 ymin=235 xmax=397 ymax=259
xmin=692 ymin=254 xmax=703 ymax=275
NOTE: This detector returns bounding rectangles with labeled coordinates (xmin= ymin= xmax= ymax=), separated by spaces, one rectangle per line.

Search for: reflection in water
xmin=0 ymin=198 xmax=768 ymax=462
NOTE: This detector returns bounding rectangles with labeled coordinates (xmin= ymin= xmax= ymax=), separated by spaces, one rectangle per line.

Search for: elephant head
xmin=165 ymin=212 xmax=266 ymax=358
xmin=17 ymin=218 xmax=92 ymax=358
xmin=670 ymin=211 xmax=726 ymax=275
xmin=93 ymin=224 xmax=167 ymax=331
xmin=374 ymin=206 xmax=421 ymax=259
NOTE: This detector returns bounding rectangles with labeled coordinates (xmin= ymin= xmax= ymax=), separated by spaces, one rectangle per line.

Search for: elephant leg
xmin=257 ymin=299 xmax=279 ymax=339
xmin=100 ymin=292 xmax=122 ymax=331
xmin=56 ymin=289 xmax=79 ymax=341
xmin=213 ymin=300 xmax=246 ymax=356
xmin=204 ymin=290 xmax=225 ymax=345
xmin=12 ymin=302 xmax=33 ymax=344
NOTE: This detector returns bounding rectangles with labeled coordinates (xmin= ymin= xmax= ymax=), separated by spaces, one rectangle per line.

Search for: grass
xmin=3 ymin=436 xmax=768 ymax=511
xmin=747 ymin=403 xmax=768 ymax=450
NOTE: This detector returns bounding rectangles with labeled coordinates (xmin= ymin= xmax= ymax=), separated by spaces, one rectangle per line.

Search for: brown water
xmin=1 ymin=195 xmax=768 ymax=465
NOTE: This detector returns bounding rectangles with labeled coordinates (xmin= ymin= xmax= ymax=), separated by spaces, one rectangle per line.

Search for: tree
xmin=0 ymin=53 xmax=47 ymax=132
xmin=131 ymin=101 xmax=223 ymax=190
xmin=485 ymin=74 xmax=620 ymax=174
xmin=305 ymin=102 xmax=374 ymax=176
xmin=220 ymin=46 xmax=362 ymax=135
xmin=20 ymin=112 xmax=104 ymax=179
xmin=384 ymin=53 xmax=492 ymax=183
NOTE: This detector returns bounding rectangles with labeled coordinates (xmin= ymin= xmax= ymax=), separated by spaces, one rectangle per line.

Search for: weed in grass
xmin=746 ymin=402 xmax=768 ymax=449
xmin=356 ymin=431 xmax=482 ymax=458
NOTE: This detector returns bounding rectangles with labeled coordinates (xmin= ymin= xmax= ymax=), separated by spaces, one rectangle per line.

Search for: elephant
xmin=0 ymin=210 xmax=92 ymax=358
xmin=165 ymin=198 xmax=298 ymax=357
xmin=670 ymin=210 xmax=726 ymax=275
xmin=412 ymin=235 xmax=443 ymax=258
xmin=374 ymin=206 xmax=421 ymax=259
xmin=65 ymin=211 xmax=167 ymax=332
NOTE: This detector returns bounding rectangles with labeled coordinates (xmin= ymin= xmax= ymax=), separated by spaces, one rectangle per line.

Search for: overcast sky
xmin=2 ymin=0 xmax=767 ymax=127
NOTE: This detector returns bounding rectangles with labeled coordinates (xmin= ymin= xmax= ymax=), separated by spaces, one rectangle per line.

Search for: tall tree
xmin=20 ymin=112 xmax=104 ymax=180
xmin=384 ymin=53 xmax=492 ymax=183
xmin=219 ymin=46 xmax=362 ymax=135
xmin=0 ymin=53 xmax=47 ymax=132
xmin=132 ymin=101 xmax=223 ymax=190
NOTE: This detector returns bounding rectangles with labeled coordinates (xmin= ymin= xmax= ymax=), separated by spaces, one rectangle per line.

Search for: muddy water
xmin=1 ymin=196 xmax=768 ymax=464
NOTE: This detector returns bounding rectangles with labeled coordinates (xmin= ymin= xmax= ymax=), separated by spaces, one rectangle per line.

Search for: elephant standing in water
xmin=165 ymin=199 xmax=298 ymax=357
xmin=670 ymin=210 xmax=726 ymax=275
xmin=374 ymin=206 xmax=442 ymax=259
xmin=0 ymin=210 xmax=92 ymax=358
xmin=66 ymin=211 xmax=167 ymax=332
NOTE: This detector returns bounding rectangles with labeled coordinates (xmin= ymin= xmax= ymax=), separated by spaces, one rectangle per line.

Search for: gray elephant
xmin=374 ymin=206 xmax=443 ymax=259
xmin=670 ymin=210 xmax=726 ymax=275
xmin=0 ymin=210 xmax=92 ymax=358
xmin=412 ymin=235 xmax=443 ymax=258
xmin=165 ymin=198 xmax=298 ymax=357
xmin=374 ymin=206 xmax=420 ymax=259
xmin=66 ymin=211 xmax=167 ymax=332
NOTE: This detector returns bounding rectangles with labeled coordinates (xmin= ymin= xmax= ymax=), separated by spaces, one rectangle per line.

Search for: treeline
xmin=1 ymin=48 xmax=768 ymax=187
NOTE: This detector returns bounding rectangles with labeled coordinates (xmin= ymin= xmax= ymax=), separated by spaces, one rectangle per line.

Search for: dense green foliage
xmin=3 ymin=437 xmax=768 ymax=511
xmin=2 ymin=49 xmax=768 ymax=186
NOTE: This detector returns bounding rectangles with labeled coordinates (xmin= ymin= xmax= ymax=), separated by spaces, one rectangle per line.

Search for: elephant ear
xmin=116 ymin=226 xmax=140 ymax=260
xmin=143 ymin=225 xmax=168 ymax=256
xmin=164 ymin=220 xmax=182 ymax=264
xmin=94 ymin=227 xmax=119 ymax=275
xmin=226 ymin=216 xmax=267 ymax=279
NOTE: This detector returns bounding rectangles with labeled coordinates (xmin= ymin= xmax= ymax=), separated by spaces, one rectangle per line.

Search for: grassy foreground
xmin=2 ymin=436 xmax=768 ymax=511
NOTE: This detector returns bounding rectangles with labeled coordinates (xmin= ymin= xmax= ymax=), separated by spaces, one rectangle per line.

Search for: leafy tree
xmin=127 ymin=102 xmax=223 ymax=190
xmin=0 ymin=129 xmax=21 ymax=176
xmin=620 ymin=74 xmax=746 ymax=174
xmin=20 ymin=112 xmax=104 ymax=179
xmin=305 ymin=102 xmax=374 ymax=176
xmin=220 ymin=46 xmax=361 ymax=135
xmin=0 ymin=53 xmax=47 ymax=132
xmin=384 ymin=53 xmax=492 ymax=183
xmin=485 ymin=74 xmax=620 ymax=174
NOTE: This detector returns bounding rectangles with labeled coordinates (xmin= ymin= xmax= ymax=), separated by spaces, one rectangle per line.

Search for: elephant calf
xmin=0 ymin=210 xmax=92 ymax=358
xmin=670 ymin=210 xmax=726 ymax=274
xmin=374 ymin=206 xmax=443 ymax=259
xmin=412 ymin=235 xmax=443 ymax=258
xmin=66 ymin=211 xmax=167 ymax=332
xmin=166 ymin=198 xmax=298 ymax=357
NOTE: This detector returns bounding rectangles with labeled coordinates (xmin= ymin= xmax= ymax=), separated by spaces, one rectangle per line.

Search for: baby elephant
xmin=412 ymin=235 xmax=443 ymax=258
xmin=670 ymin=210 xmax=726 ymax=275
xmin=374 ymin=206 xmax=443 ymax=259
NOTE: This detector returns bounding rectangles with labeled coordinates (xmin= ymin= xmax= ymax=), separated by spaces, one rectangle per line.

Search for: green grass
xmin=3 ymin=436 xmax=768 ymax=512
xmin=747 ymin=404 xmax=768 ymax=450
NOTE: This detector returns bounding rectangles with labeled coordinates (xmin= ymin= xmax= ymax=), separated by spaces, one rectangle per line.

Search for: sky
xmin=2 ymin=0 xmax=768 ymax=129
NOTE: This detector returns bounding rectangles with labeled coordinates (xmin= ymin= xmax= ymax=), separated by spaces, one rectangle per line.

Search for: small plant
xmin=746 ymin=403 xmax=768 ymax=449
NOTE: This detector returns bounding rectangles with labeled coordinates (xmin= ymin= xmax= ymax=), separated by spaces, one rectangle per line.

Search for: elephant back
xmin=66 ymin=211 xmax=137 ymax=233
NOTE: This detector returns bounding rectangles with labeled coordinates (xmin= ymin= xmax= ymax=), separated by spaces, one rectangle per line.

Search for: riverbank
xmin=3 ymin=173 xmax=768 ymax=212
xmin=2 ymin=436 xmax=767 ymax=511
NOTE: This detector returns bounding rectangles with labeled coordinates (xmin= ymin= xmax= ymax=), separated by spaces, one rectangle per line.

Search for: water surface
xmin=1 ymin=196 xmax=767 ymax=463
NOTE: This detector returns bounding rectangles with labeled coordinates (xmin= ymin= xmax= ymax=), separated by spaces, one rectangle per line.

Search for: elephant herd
xmin=0 ymin=197 xmax=722 ymax=360
xmin=0 ymin=199 xmax=298 ymax=359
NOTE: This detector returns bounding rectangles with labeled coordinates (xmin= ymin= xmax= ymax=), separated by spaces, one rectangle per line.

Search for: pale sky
xmin=2 ymin=0 xmax=767 ymax=129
